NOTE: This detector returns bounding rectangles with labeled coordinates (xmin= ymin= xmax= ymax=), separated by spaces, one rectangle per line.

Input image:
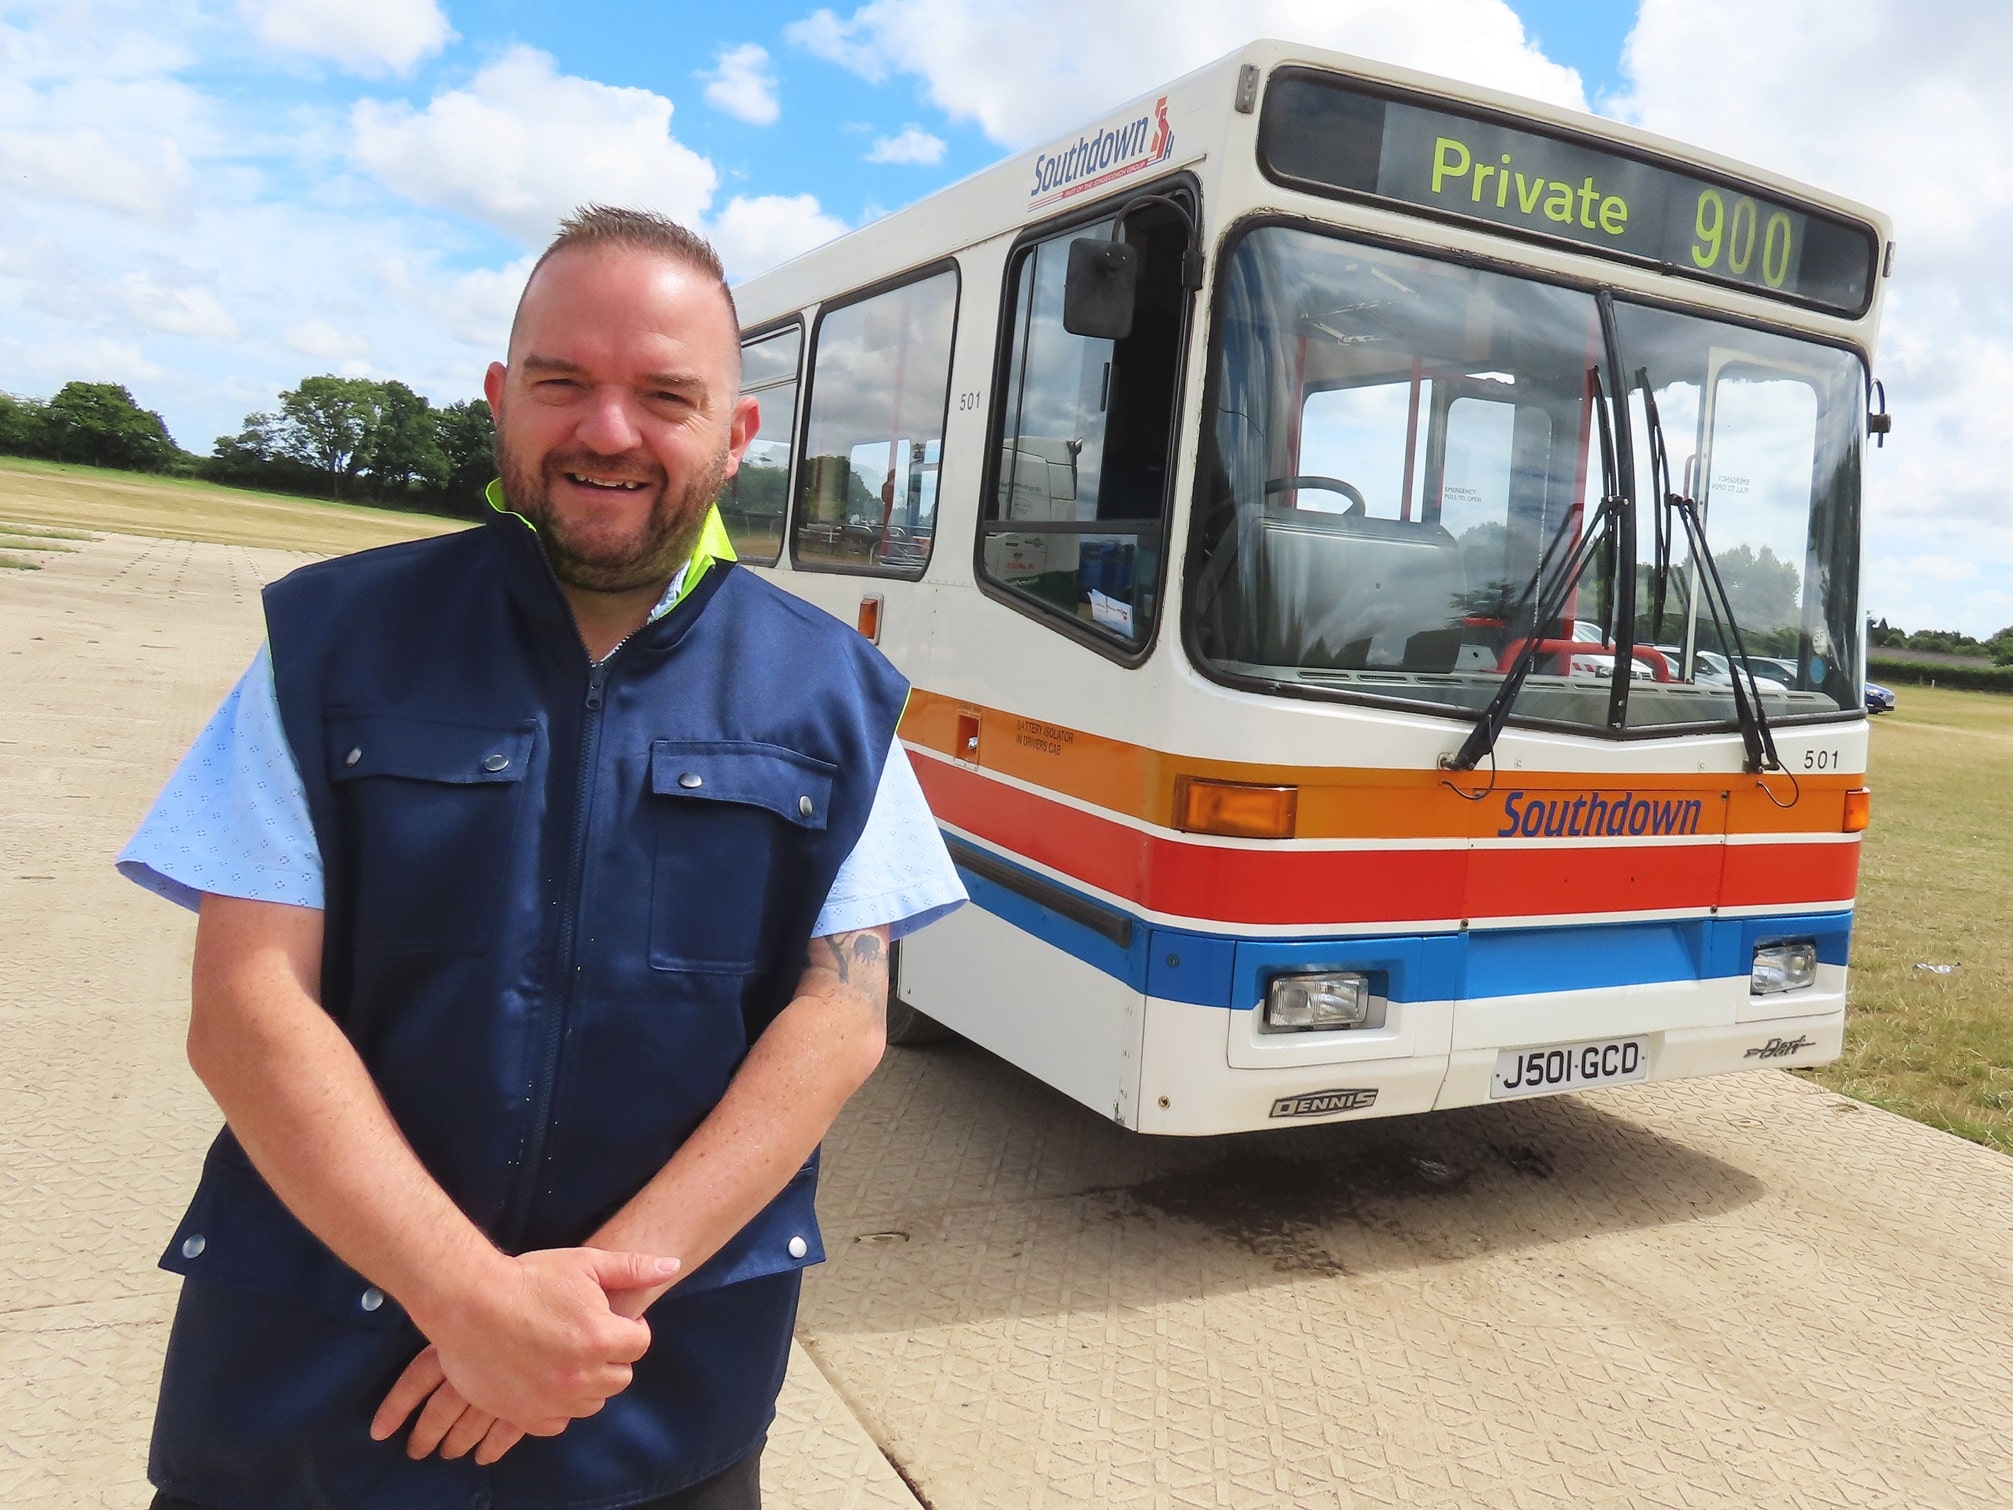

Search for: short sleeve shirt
xmin=120 ymin=644 xmax=965 ymax=942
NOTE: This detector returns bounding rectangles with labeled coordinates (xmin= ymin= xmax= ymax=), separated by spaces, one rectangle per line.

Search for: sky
xmin=1 ymin=0 xmax=2007 ymax=635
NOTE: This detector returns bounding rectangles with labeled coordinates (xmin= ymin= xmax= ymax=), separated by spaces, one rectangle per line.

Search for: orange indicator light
xmin=1843 ymin=788 xmax=1871 ymax=833
xmin=857 ymin=594 xmax=883 ymax=643
xmin=1173 ymin=777 xmax=1298 ymax=839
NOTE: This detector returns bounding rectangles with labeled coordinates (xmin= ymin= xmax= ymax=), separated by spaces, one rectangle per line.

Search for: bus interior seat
xmin=1251 ymin=506 xmax=1467 ymax=671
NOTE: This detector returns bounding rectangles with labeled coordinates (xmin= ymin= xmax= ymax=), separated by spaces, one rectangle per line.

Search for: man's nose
xmin=575 ymin=389 xmax=643 ymax=454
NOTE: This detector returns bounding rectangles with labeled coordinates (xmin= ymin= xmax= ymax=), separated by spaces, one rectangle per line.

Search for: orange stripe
xmin=917 ymin=756 xmax=1862 ymax=928
xmin=900 ymin=688 xmax=1861 ymax=840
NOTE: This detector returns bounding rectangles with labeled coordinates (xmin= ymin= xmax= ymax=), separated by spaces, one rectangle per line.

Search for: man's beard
xmin=497 ymin=432 xmax=727 ymax=594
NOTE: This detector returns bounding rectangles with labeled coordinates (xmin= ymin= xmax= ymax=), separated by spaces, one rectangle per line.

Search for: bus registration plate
xmin=1491 ymin=1038 xmax=1649 ymax=1100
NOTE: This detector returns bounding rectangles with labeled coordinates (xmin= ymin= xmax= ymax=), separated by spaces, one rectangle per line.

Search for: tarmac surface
xmin=4 ymin=531 xmax=2012 ymax=1508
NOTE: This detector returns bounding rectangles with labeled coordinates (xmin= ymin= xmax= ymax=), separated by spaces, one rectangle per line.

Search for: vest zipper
xmin=503 ymin=640 xmax=621 ymax=1244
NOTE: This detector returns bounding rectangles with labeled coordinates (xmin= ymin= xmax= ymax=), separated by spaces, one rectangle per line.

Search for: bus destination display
xmin=1260 ymin=71 xmax=1877 ymax=315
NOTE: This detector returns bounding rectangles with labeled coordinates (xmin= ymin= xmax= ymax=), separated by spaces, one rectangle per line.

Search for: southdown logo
xmin=1498 ymin=789 xmax=1707 ymax=839
xmin=1028 ymin=96 xmax=1174 ymax=213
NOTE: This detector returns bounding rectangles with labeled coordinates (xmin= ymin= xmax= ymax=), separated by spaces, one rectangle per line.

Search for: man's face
xmin=485 ymin=246 xmax=755 ymax=594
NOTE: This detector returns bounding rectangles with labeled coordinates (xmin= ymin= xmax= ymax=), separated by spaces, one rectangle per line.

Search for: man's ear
xmin=482 ymin=361 xmax=508 ymax=417
xmin=721 ymin=393 xmax=760 ymax=482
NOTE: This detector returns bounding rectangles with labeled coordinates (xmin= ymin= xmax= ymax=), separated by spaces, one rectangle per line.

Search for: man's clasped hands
xmin=369 ymin=1243 xmax=683 ymax=1466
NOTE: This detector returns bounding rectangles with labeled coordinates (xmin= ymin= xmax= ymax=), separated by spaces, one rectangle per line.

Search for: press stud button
xmin=678 ymin=772 xmax=703 ymax=789
xmin=798 ymin=796 xmax=814 ymax=818
xmin=181 ymin=1233 xmax=206 ymax=1259
xmin=360 ymin=1287 xmax=385 ymax=1312
xmin=482 ymin=753 xmax=510 ymax=772
xmin=787 ymin=1235 xmax=809 ymax=1260
xmin=344 ymin=747 xmax=362 ymax=766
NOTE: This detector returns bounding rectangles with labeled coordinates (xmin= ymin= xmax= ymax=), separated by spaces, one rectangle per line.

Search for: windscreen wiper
xmin=1445 ymin=367 xmax=1629 ymax=773
xmin=1637 ymin=373 xmax=1785 ymax=777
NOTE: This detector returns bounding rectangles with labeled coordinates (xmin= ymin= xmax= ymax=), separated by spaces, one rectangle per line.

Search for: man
xmin=117 ymin=206 xmax=964 ymax=1509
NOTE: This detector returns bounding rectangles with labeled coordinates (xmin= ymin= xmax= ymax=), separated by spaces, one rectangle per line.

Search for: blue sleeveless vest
xmin=149 ymin=507 xmax=907 ymax=1508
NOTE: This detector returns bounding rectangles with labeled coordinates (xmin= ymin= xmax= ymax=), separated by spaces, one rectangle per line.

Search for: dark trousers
xmin=151 ymin=1441 xmax=763 ymax=1510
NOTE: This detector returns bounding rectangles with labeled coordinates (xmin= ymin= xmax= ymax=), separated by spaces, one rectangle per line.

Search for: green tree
xmin=434 ymin=399 xmax=496 ymax=516
xmin=274 ymin=375 xmax=381 ymax=497
xmin=39 ymin=382 xmax=177 ymax=471
xmin=1714 ymin=542 xmax=1800 ymax=631
xmin=211 ymin=411 xmax=281 ymax=472
xmin=0 ymin=392 xmax=47 ymax=456
xmin=362 ymin=380 xmax=448 ymax=496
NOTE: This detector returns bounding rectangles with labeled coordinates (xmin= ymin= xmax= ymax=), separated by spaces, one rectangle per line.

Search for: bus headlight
xmin=1264 ymin=972 xmax=1371 ymax=1032
xmin=1751 ymin=941 xmax=1818 ymax=995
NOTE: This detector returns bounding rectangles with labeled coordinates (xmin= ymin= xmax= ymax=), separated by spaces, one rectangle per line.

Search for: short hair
xmin=513 ymin=205 xmax=739 ymax=349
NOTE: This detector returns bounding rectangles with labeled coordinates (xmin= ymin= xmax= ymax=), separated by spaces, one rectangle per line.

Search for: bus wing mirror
xmin=1063 ymin=238 xmax=1138 ymax=340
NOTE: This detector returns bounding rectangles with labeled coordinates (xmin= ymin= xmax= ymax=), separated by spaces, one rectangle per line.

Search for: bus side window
xmin=979 ymin=200 xmax=1188 ymax=648
xmin=793 ymin=267 xmax=959 ymax=577
xmin=718 ymin=325 xmax=802 ymax=565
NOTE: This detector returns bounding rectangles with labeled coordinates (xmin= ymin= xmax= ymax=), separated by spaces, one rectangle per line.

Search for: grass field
xmin=4 ymin=463 xmax=2007 ymax=1156
xmin=1808 ymin=687 xmax=2013 ymax=1154
xmin=0 ymin=456 xmax=458 ymax=556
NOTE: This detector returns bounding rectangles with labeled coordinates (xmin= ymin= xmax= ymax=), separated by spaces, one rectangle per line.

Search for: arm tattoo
xmin=815 ymin=930 xmax=885 ymax=989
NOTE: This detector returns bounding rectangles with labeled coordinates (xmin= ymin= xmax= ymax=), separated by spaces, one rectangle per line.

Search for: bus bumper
xmin=1133 ymin=986 xmax=1845 ymax=1137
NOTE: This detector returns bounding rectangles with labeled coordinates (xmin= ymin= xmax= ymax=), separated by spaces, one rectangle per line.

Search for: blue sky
xmin=2 ymin=0 xmax=2010 ymax=633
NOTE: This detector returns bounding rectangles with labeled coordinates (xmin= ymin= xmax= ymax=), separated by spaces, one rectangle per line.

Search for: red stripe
xmin=917 ymin=759 xmax=1860 ymax=926
xmin=1721 ymin=841 xmax=1861 ymax=908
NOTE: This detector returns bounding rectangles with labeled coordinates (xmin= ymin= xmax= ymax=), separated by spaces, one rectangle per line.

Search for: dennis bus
xmin=716 ymin=40 xmax=1888 ymax=1134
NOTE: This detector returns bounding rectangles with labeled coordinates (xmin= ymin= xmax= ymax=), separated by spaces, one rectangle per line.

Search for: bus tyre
xmin=886 ymin=941 xmax=952 ymax=1046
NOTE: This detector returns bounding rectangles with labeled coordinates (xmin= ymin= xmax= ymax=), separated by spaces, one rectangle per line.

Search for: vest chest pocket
xmin=648 ymin=740 xmax=835 ymax=973
xmin=327 ymin=715 xmax=536 ymax=954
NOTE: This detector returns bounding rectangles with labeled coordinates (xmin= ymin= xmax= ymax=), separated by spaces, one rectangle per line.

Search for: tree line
xmin=0 ymin=378 xmax=495 ymax=519
xmin=1869 ymin=619 xmax=2013 ymax=665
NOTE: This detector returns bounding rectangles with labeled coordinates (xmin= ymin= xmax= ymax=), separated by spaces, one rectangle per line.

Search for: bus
xmin=717 ymin=40 xmax=1889 ymax=1135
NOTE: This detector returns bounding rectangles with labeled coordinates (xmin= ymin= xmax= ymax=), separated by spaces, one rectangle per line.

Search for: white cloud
xmin=784 ymin=9 xmax=890 ymax=83
xmin=1611 ymin=0 xmax=2013 ymax=634
xmin=702 ymin=43 xmax=780 ymax=126
xmin=710 ymin=194 xmax=848 ymax=280
xmin=787 ymin=0 xmax=1584 ymax=147
xmin=285 ymin=317 xmax=371 ymax=361
xmin=0 ymin=126 xmax=193 ymax=218
xmin=243 ymin=0 xmax=453 ymax=77
xmin=351 ymin=46 xmax=719 ymax=247
xmin=119 ymin=274 xmax=240 ymax=342
xmin=424 ymin=257 xmax=534 ymax=348
xmin=0 ymin=13 xmax=213 ymax=223
xmin=1899 ymin=555 xmax=1979 ymax=585
xmin=0 ymin=332 xmax=165 ymax=389
xmin=866 ymin=125 xmax=945 ymax=166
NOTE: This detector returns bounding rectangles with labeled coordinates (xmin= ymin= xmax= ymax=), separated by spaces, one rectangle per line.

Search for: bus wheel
xmin=886 ymin=940 xmax=952 ymax=1046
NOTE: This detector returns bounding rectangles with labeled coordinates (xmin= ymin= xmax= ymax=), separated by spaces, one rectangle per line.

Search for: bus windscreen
xmin=1259 ymin=69 xmax=1878 ymax=316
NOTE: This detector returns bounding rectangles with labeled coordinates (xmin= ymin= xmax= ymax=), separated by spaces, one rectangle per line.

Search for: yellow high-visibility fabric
xmin=483 ymin=479 xmax=737 ymax=616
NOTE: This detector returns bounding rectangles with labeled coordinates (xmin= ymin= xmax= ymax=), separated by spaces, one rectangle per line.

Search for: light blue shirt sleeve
xmin=117 ymin=648 xmax=965 ymax=939
xmin=116 ymin=643 xmax=323 ymax=912
xmin=812 ymin=737 xmax=967 ymax=942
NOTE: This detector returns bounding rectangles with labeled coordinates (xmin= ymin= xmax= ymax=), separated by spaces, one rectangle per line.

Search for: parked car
xmin=1865 ymin=681 xmax=1896 ymax=714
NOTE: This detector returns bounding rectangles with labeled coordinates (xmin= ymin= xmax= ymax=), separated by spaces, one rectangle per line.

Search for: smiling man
xmin=117 ymin=206 xmax=963 ymax=1510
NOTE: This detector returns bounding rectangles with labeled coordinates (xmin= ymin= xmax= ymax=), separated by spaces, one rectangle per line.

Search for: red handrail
xmin=1496 ymin=638 xmax=1673 ymax=682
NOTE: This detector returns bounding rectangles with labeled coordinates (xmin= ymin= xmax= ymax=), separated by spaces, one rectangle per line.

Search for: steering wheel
xmin=1264 ymin=475 xmax=1368 ymax=516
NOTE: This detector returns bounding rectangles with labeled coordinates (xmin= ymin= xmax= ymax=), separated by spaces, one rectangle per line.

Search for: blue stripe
xmin=948 ymin=836 xmax=1852 ymax=1009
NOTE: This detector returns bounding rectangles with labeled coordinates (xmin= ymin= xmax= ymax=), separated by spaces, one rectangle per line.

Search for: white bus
xmin=719 ymin=40 xmax=1889 ymax=1135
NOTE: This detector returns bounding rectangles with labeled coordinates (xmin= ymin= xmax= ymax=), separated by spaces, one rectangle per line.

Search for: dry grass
xmin=0 ymin=521 xmax=96 ymax=541
xmin=0 ymin=456 xmax=459 ymax=556
xmin=1805 ymin=686 xmax=2013 ymax=1154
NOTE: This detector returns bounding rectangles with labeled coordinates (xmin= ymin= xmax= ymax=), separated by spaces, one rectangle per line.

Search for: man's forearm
xmin=586 ymin=928 xmax=889 ymax=1294
xmin=188 ymin=894 xmax=507 ymax=1330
